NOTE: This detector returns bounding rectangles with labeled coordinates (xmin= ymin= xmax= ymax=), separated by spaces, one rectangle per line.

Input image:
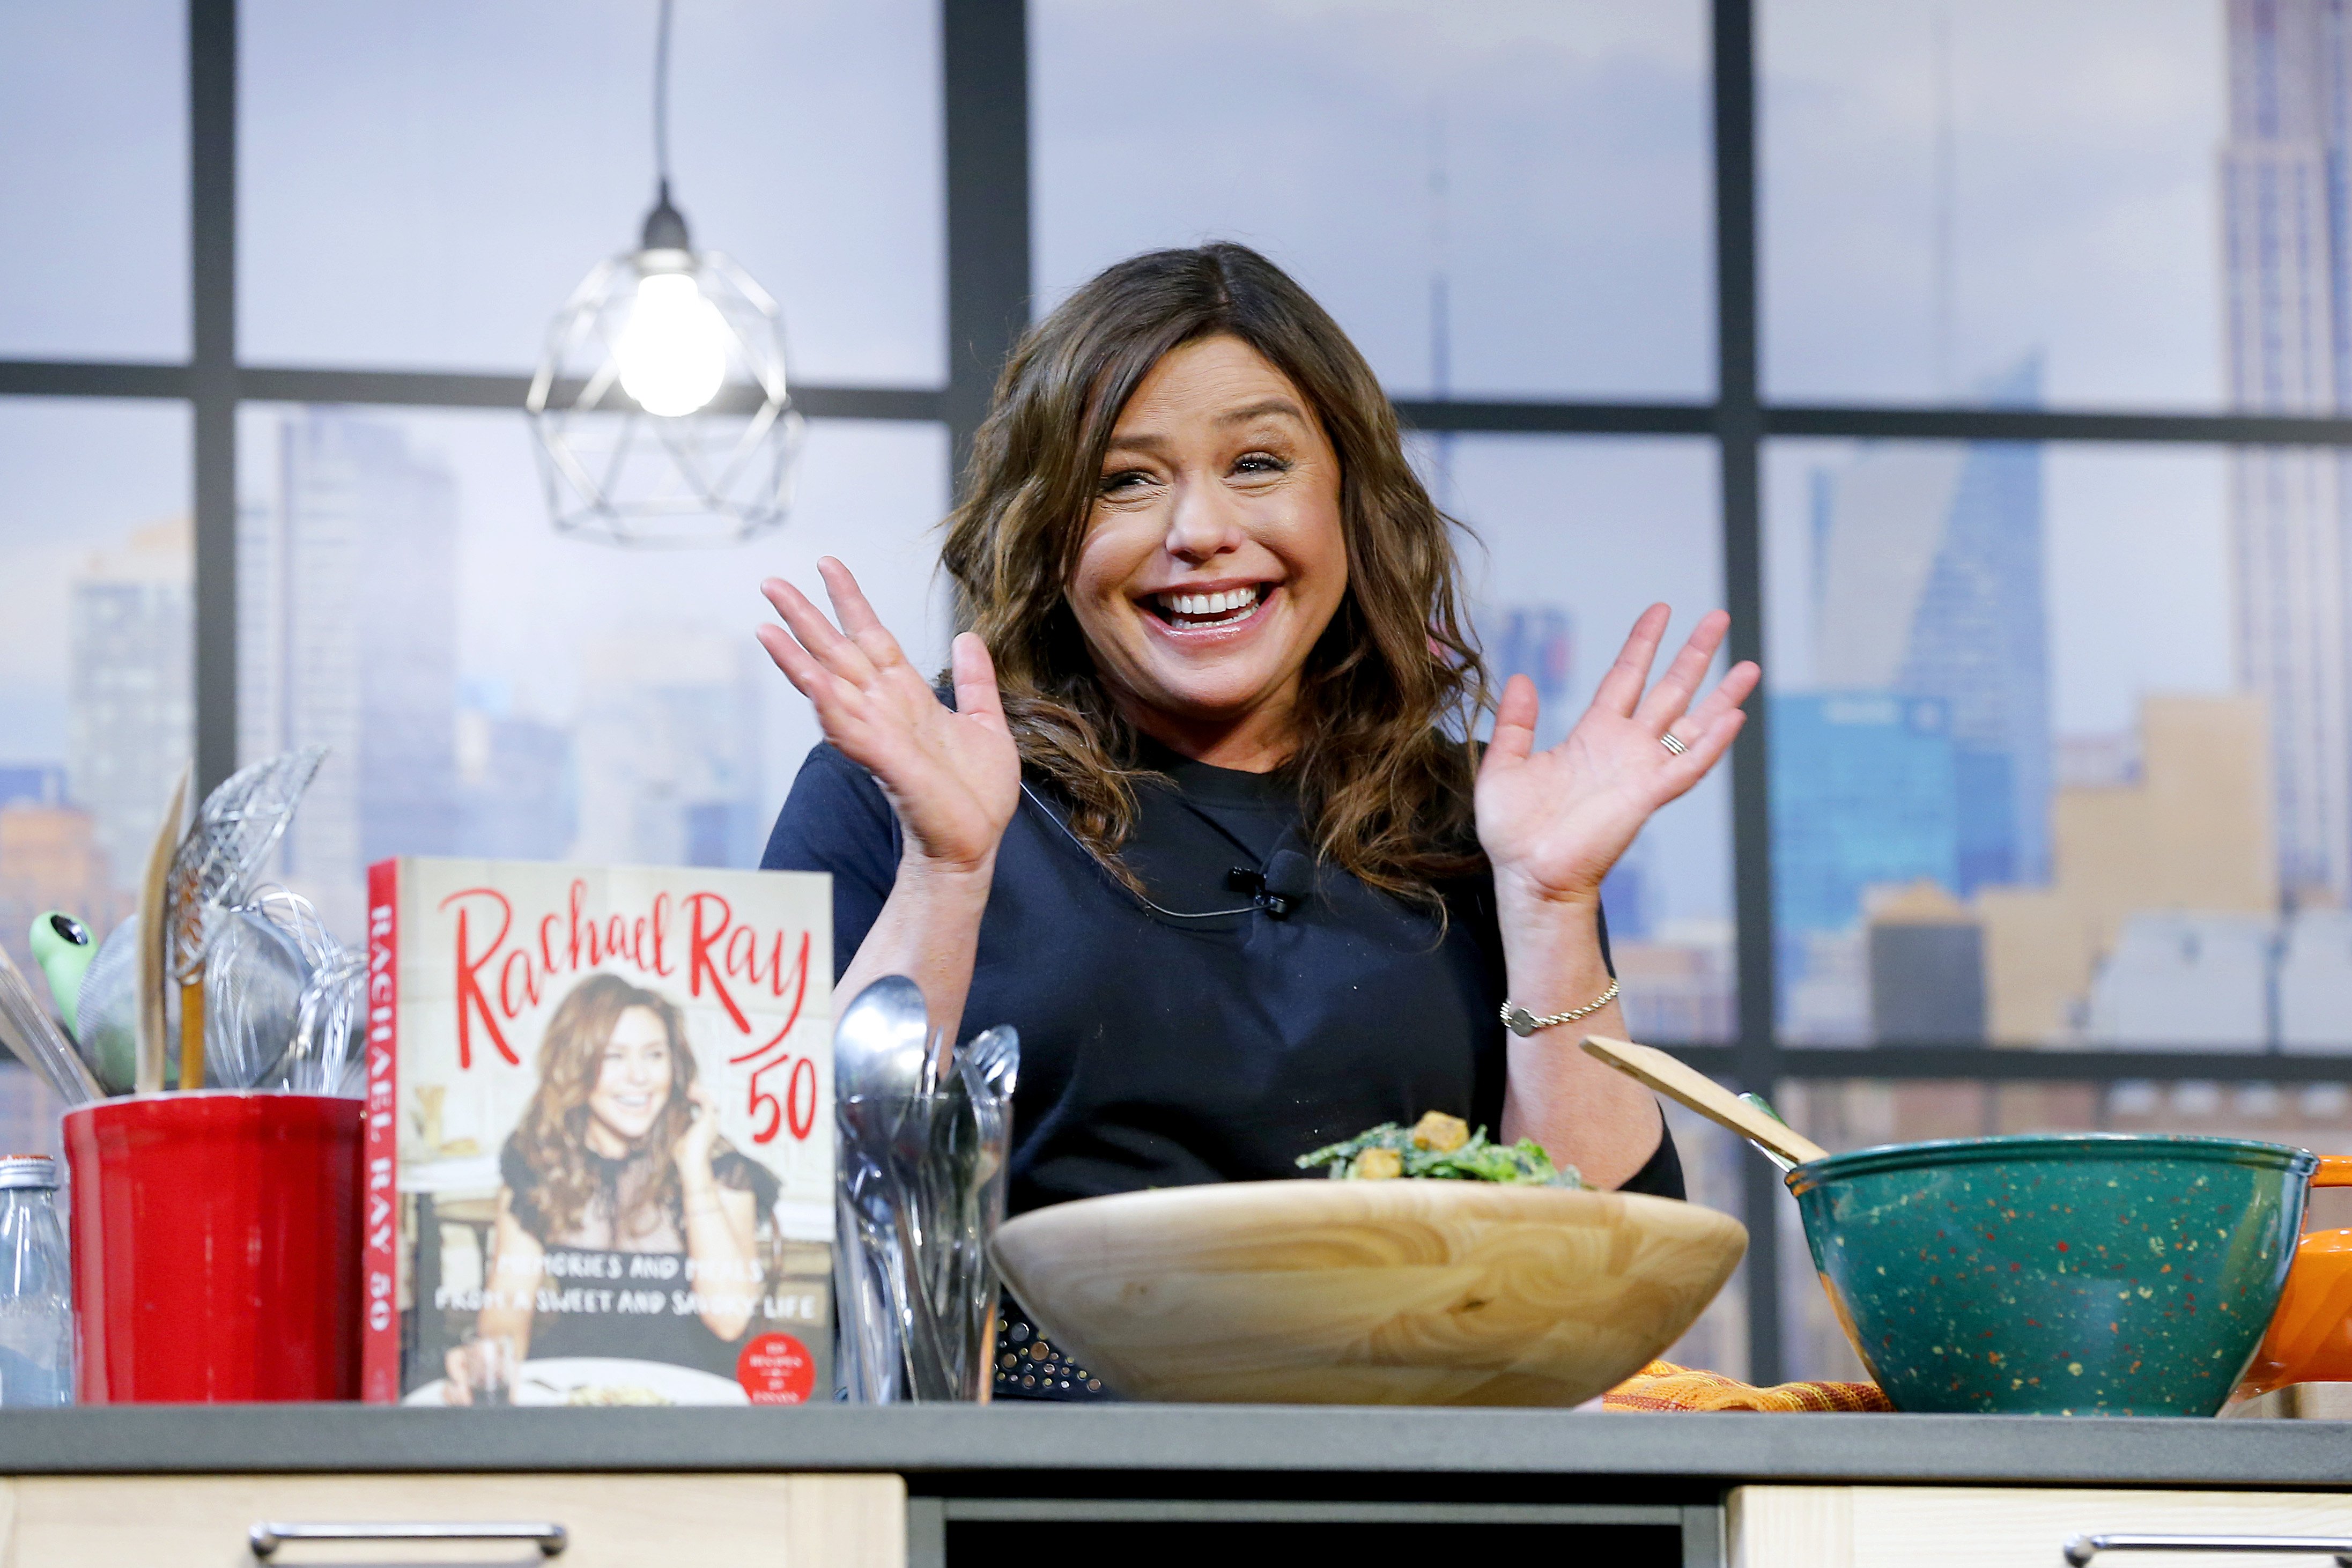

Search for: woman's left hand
xmin=1476 ymin=605 xmax=1758 ymax=913
xmin=673 ymin=1081 xmax=722 ymax=1180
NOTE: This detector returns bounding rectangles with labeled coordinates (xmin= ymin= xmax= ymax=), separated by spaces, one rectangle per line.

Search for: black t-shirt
xmin=760 ymin=742 xmax=1681 ymax=1212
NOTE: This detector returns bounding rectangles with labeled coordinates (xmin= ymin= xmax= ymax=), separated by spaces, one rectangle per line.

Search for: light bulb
xmin=614 ymin=270 xmax=729 ymax=417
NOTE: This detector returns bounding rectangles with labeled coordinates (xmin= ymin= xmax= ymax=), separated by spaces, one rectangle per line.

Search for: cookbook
xmin=363 ymin=857 xmax=834 ymax=1407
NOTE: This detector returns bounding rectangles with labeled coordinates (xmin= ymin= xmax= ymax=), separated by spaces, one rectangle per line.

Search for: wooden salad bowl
xmin=989 ymin=1179 xmax=1748 ymax=1406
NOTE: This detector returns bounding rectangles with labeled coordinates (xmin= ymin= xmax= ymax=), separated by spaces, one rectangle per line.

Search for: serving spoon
xmin=834 ymin=975 xmax=930 ymax=1104
xmin=1580 ymin=1034 xmax=1829 ymax=1171
xmin=833 ymin=975 xmax=957 ymax=1397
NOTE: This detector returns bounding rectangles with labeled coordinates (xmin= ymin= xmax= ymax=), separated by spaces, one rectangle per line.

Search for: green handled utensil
xmin=27 ymin=912 xmax=94 ymax=1038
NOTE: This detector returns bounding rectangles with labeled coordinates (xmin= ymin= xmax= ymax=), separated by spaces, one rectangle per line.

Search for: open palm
xmin=1476 ymin=605 xmax=1758 ymax=908
xmin=756 ymin=557 xmax=1019 ymax=875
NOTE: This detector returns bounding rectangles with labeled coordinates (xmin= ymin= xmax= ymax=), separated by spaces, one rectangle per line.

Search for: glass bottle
xmin=0 ymin=1156 xmax=73 ymax=1406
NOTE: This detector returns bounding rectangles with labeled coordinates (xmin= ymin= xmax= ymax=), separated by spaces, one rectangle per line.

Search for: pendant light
xmin=526 ymin=0 xmax=803 ymax=547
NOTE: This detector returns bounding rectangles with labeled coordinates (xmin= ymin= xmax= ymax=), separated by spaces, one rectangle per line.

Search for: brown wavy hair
xmin=507 ymin=972 xmax=697 ymax=1244
xmin=940 ymin=242 xmax=1489 ymax=903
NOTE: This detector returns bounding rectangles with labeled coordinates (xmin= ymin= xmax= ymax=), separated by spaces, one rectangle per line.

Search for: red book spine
xmin=360 ymin=859 xmax=402 ymax=1402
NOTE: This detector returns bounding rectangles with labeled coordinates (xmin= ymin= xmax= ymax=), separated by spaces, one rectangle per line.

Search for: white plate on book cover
xmin=402 ymin=1356 xmax=750 ymax=1407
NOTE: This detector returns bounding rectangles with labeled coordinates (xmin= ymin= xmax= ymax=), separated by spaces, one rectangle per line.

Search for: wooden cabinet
xmin=0 ymin=1471 xmax=903 ymax=1568
xmin=1732 ymin=1485 xmax=2352 ymax=1568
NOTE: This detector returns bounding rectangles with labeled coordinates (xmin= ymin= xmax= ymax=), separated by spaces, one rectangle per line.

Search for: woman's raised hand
xmin=1475 ymin=605 xmax=1758 ymax=913
xmin=757 ymin=558 xmax=1020 ymax=877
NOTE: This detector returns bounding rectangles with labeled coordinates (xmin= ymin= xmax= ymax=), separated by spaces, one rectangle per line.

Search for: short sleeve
xmin=1615 ymin=1111 xmax=1686 ymax=1200
xmin=760 ymin=743 xmax=901 ymax=983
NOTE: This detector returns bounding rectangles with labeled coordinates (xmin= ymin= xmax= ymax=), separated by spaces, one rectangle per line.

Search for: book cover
xmin=364 ymin=857 xmax=833 ymax=1407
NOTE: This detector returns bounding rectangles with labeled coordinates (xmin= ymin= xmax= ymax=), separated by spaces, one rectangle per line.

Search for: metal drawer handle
xmin=2066 ymin=1533 xmax=2352 ymax=1564
xmin=249 ymin=1520 xmax=567 ymax=1558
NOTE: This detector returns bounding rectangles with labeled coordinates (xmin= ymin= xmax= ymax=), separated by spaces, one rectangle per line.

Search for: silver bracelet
xmin=1500 ymin=979 xmax=1620 ymax=1037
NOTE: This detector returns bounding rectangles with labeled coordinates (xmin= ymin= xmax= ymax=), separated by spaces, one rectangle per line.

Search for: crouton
xmin=1410 ymin=1110 xmax=1470 ymax=1153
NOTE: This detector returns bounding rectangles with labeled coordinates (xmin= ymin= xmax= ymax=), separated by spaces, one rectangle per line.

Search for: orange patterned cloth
xmin=1602 ymin=1359 xmax=1896 ymax=1414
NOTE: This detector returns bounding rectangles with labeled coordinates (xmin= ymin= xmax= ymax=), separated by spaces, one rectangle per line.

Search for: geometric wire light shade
xmin=524 ymin=243 xmax=804 ymax=548
xmin=521 ymin=0 xmax=801 ymax=549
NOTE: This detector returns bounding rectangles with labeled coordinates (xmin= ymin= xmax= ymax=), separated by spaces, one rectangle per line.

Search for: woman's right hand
xmin=758 ymin=557 xmax=1020 ymax=877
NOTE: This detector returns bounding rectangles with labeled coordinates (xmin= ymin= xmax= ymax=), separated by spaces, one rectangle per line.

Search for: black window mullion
xmin=1709 ymin=0 xmax=1785 ymax=1387
xmin=1770 ymin=404 xmax=2352 ymax=445
xmin=943 ymin=0 xmax=1032 ymax=499
xmin=190 ymin=0 xmax=237 ymax=796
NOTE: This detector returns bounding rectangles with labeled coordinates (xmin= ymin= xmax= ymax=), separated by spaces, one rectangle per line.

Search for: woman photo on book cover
xmin=445 ymin=971 xmax=781 ymax=1401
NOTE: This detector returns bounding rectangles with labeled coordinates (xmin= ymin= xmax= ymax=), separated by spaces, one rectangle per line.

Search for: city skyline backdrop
xmin=0 ymin=0 xmax=2327 ymax=1047
xmin=1759 ymin=0 xmax=2352 ymax=1051
xmin=0 ymin=0 xmax=2332 ymax=1052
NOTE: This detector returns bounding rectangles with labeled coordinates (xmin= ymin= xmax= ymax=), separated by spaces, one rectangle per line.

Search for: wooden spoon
xmin=135 ymin=767 xmax=189 ymax=1095
xmin=1581 ymin=1035 xmax=1829 ymax=1169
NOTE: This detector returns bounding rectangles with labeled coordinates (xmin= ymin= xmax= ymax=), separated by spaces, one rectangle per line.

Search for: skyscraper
xmin=1778 ymin=385 xmax=2050 ymax=1039
xmin=572 ymin=628 xmax=765 ymax=870
xmin=453 ymin=694 xmax=576 ymax=863
xmin=242 ymin=412 xmax=460 ymax=935
xmin=1809 ymin=363 xmax=2052 ymax=893
xmin=1490 ymin=604 xmax=1574 ymax=748
xmin=1770 ymin=691 xmax=1961 ymax=960
xmin=67 ymin=516 xmax=191 ymax=894
xmin=0 ymin=803 xmax=119 ymax=981
xmin=1770 ymin=691 xmax=1961 ymax=1041
xmin=1975 ymin=694 xmax=2276 ymax=1044
xmin=2222 ymin=0 xmax=2352 ymax=906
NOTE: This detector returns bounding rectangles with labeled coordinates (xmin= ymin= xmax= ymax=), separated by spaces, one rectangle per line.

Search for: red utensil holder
xmin=63 ymin=1092 xmax=362 ymax=1403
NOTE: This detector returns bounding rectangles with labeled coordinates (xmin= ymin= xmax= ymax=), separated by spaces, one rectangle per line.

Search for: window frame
xmin=2 ymin=0 xmax=2340 ymax=1382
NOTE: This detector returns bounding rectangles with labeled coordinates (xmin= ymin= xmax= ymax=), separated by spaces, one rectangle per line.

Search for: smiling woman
xmin=933 ymin=247 xmax=1498 ymax=900
xmin=756 ymin=243 xmax=1757 ymax=1400
xmin=1067 ymin=338 xmax=1351 ymax=771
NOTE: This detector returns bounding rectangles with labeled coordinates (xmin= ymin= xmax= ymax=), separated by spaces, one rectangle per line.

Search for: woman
xmin=451 ymin=972 xmax=779 ymax=1399
xmin=759 ymin=243 xmax=1756 ymax=1399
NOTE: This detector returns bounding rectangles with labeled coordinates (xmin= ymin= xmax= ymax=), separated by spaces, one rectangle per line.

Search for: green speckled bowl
xmin=1788 ymin=1134 xmax=2314 ymax=1416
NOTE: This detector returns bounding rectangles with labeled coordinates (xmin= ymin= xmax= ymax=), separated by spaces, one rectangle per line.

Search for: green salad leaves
xmin=1296 ymin=1110 xmax=1584 ymax=1189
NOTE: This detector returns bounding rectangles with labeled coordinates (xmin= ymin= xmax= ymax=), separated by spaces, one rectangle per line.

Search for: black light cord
xmin=637 ymin=0 xmax=690 ymax=250
xmin=652 ymin=0 xmax=675 ymax=194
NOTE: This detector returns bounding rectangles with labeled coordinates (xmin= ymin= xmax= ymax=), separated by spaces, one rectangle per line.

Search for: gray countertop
xmin=0 ymin=1403 xmax=2344 ymax=1494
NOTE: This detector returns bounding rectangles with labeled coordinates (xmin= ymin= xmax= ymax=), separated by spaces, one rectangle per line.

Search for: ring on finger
xmin=1659 ymin=730 xmax=1688 ymax=757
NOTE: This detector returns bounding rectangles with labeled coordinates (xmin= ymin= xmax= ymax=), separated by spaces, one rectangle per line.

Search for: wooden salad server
xmin=1581 ymin=1034 xmax=1829 ymax=1170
